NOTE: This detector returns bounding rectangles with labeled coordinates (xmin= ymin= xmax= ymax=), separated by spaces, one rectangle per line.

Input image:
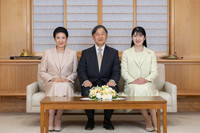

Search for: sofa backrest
xmin=37 ymin=63 xmax=165 ymax=92
xmin=37 ymin=64 xmax=44 ymax=92
xmin=154 ymin=63 xmax=165 ymax=91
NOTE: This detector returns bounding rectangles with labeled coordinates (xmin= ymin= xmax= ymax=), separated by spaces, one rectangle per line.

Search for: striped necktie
xmin=97 ymin=48 xmax=102 ymax=71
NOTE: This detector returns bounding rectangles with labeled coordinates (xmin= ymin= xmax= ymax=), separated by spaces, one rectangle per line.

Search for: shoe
xmin=103 ymin=120 xmax=114 ymax=130
xmin=85 ymin=120 xmax=94 ymax=130
xmin=48 ymin=126 xmax=54 ymax=132
xmin=54 ymin=127 xmax=61 ymax=132
xmin=48 ymin=111 xmax=55 ymax=132
xmin=54 ymin=117 xmax=61 ymax=132
xmin=146 ymin=127 xmax=155 ymax=132
xmin=144 ymin=116 xmax=155 ymax=132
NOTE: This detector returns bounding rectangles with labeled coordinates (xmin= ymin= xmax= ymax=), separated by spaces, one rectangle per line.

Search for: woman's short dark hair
xmin=131 ymin=26 xmax=147 ymax=47
xmin=92 ymin=25 xmax=108 ymax=36
xmin=53 ymin=27 xmax=69 ymax=38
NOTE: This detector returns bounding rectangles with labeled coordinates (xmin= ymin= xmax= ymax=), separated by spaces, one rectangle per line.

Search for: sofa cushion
xmin=159 ymin=91 xmax=172 ymax=106
xmin=118 ymin=77 xmax=125 ymax=92
xmin=32 ymin=92 xmax=45 ymax=106
xmin=74 ymin=79 xmax=81 ymax=92
xmin=74 ymin=91 xmax=81 ymax=96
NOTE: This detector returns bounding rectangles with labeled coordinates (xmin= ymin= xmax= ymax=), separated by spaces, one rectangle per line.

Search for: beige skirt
xmin=123 ymin=83 xmax=159 ymax=97
xmin=44 ymin=82 xmax=74 ymax=97
xmin=122 ymin=83 xmax=159 ymax=112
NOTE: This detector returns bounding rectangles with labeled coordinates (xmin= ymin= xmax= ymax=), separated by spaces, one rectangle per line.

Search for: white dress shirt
xmin=95 ymin=44 xmax=105 ymax=56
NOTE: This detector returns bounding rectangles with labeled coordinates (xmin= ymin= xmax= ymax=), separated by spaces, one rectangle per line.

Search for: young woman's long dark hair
xmin=131 ymin=26 xmax=147 ymax=47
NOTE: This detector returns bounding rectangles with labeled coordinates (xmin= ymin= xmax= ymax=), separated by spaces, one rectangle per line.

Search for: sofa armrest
xmin=26 ymin=82 xmax=39 ymax=113
xmin=165 ymin=81 xmax=177 ymax=112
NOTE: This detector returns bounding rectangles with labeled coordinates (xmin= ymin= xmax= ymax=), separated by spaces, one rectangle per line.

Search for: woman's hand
xmin=63 ymin=78 xmax=70 ymax=82
xmin=131 ymin=77 xmax=148 ymax=84
xmin=50 ymin=78 xmax=69 ymax=82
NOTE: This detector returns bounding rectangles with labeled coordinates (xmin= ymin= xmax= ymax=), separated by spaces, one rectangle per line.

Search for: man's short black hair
xmin=92 ymin=25 xmax=108 ymax=36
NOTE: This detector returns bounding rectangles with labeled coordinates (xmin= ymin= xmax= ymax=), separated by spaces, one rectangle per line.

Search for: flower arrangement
xmin=89 ymin=85 xmax=118 ymax=100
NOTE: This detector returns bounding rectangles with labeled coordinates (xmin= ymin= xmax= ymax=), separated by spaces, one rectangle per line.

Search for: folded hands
xmin=50 ymin=78 xmax=70 ymax=82
xmin=131 ymin=77 xmax=148 ymax=85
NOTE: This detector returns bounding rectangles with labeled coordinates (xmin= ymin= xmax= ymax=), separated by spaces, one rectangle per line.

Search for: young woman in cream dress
xmin=40 ymin=27 xmax=78 ymax=132
xmin=121 ymin=27 xmax=159 ymax=132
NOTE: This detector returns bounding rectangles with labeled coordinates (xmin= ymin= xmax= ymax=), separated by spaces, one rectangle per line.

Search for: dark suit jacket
xmin=78 ymin=45 xmax=120 ymax=92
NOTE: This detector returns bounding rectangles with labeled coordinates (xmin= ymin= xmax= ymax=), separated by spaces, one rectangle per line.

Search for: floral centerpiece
xmin=89 ymin=85 xmax=118 ymax=100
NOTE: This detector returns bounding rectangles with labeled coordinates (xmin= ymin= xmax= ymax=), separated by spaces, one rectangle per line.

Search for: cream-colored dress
xmin=121 ymin=46 xmax=159 ymax=97
xmin=40 ymin=47 xmax=78 ymax=97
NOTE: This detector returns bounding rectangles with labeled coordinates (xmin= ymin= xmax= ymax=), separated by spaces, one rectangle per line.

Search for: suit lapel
xmin=61 ymin=47 xmax=69 ymax=70
xmin=52 ymin=48 xmax=60 ymax=71
xmin=90 ymin=45 xmax=99 ymax=73
xmin=139 ymin=47 xmax=149 ymax=67
xmin=130 ymin=47 xmax=140 ymax=67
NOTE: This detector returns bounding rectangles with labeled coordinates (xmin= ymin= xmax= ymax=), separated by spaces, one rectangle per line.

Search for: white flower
xmin=102 ymin=94 xmax=108 ymax=100
xmin=90 ymin=90 xmax=96 ymax=96
xmin=96 ymin=93 xmax=101 ymax=99
xmin=107 ymin=94 xmax=112 ymax=100
xmin=105 ymin=88 xmax=110 ymax=93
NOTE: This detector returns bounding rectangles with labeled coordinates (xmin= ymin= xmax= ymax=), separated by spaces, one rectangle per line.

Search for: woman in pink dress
xmin=40 ymin=27 xmax=78 ymax=132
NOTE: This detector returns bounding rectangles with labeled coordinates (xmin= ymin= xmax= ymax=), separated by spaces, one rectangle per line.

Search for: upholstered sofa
xmin=26 ymin=63 xmax=177 ymax=113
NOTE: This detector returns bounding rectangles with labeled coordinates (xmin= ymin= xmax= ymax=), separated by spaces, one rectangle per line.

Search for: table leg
xmin=157 ymin=109 xmax=161 ymax=133
xmin=45 ymin=109 xmax=49 ymax=133
xmin=163 ymin=104 xmax=167 ymax=133
xmin=40 ymin=104 xmax=44 ymax=133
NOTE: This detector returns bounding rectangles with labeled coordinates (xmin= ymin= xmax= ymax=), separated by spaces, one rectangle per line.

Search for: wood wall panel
xmin=165 ymin=64 xmax=200 ymax=95
xmin=0 ymin=0 xmax=31 ymax=59
xmin=7 ymin=65 xmax=16 ymax=90
xmin=174 ymin=0 xmax=200 ymax=59
xmin=178 ymin=96 xmax=200 ymax=111
xmin=0 ymin=63 xmax=38 ymax=96
xmin=0 ymin=96 xmax=26 ymax=112
xmin=0 ymin=0 xmax=1 ymax=56
xmin=16 ymin=64 xmax=38 ymax=91
xmin=0 ymin=65 xmax=16 ymax=90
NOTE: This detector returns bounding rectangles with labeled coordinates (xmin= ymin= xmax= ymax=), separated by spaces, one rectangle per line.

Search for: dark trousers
xmin=81 ymin=86 xmax=118 ymax=121
xmin=85 ymin=109 xmax=113 ymax=122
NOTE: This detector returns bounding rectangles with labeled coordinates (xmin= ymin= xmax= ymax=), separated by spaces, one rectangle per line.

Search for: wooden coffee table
xmin=40 ymin=96 xmax=167 ymax=133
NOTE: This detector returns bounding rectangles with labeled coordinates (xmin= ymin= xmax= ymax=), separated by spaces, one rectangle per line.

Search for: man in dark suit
xmin=78 ymin=25 xmax=120 ymax=130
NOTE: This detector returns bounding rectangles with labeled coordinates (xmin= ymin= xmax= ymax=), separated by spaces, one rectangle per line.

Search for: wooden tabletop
xmin=41 ymin=96 xmax=167 ymax=104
